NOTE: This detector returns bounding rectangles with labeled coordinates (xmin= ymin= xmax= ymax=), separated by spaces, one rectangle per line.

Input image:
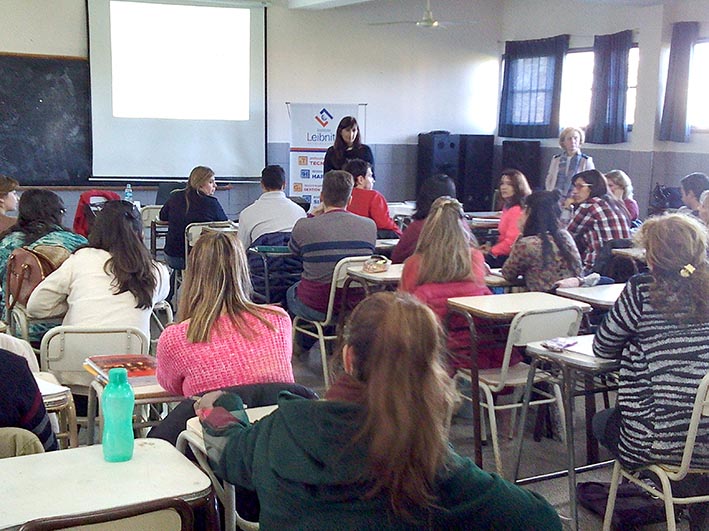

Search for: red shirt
xmin=347 ymin=188 xmax=402 ymax=236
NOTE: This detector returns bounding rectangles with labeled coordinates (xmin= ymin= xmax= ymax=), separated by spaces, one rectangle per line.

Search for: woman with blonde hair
xmin=545 ymin=126 xmax=594 ymax=198
xmin=195 ymin=292 xmax=561 ymax=529
xmin=482 ymin=168 xmax=532 ymax=267
xmin=0 ymin=175 xmax=19 ymax=232
xmin=159 ymin=166 xmax=227 ymax=272
xmin=156 ymin=231 xmax=293 ymax=397
xmin=593 ymin=214 xmax=709 ymax=529
xmin=400 ymin=196 xmax=510 ymax=371
xmin=605 ymin=169 xmax=639 ymax=222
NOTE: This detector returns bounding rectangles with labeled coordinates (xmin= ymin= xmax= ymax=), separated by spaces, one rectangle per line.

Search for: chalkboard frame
xmin=0 ymin=53 xmax=91 ymax=186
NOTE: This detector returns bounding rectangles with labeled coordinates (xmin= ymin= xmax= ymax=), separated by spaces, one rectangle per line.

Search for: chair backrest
xmin=494 ymin=306 xmax=584 ymax=389
xmin=140 ymin=205 xmax=162 ymax=229
xmin=0 ymin=333 xmax=39 ymax=372
xmin=184 ymin=221 xmax=239 ymax=267
xmin=40 ymin=326 xmax=149 ymax=391
xmin=18 ymin=497 xmax=193 ymax=531
xmin=323 ymin=256 xmax=371 ymax=323
xmin=673 ymin=371 xmax=709 ymax=478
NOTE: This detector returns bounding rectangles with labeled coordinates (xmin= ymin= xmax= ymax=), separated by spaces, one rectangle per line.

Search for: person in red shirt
xmin=343 ymin=159 xmax=401 ymax=239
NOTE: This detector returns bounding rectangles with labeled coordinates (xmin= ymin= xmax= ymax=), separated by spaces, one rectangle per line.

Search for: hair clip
xmin=680 ymin=263 xmax=696 ymax=278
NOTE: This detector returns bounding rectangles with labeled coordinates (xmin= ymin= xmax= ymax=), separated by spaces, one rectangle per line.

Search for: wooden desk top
xmin=526 ymin=335 xmax=619 ymax=370
xmin=347 ymin=263 xmax=403 ymax=283
xmin=375 ymin=238 xmax=399 ymax=250
xmin=555 ymin=283 xmax=625 ymax=310
xmin=447 ymin=291 xmax=591 ymax=320
xmin=0 ymin=439 xmax=211 ymax=529
xmin=611 ymin=247 xmax=645 ymax=262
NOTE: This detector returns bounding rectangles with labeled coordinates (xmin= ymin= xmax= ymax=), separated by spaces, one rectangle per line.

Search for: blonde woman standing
xmin=156 ymin=231 xmax=293 ymax=397
xmin=545 ymin=126 xmax=594 ymax=198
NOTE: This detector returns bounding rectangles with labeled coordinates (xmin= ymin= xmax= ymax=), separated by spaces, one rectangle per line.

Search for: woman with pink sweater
xmin=482 ymin=169 xmax=531 ymax=268
xmin=156 ymin=231 xmax=293 ymax=397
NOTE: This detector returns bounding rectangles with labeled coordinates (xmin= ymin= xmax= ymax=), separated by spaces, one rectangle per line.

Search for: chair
xmin=34 ymin=372 xmax=79 ymax=449
xmin=72 ymin=190 xmax=122 ymax=238
xmin=40 ymin=326 xmax=149 ymax=395
xmin=603 ymin=372 xmax=709 ymax=531
xmin=140 ymin=204 xmax=162 ymax=229
xmin=292 ymin=255 xmax=369 ymax=388
xmin=184 ymin=221 xmax=239 ymax=269
xmin=247 ymin=232 xmax=302 ymax=305
xmin=593 ymin=238 xmax=639 ymax=282
xmin=18 ymin=497 xmax=193 ymax=531
xmin=150 ymin=300 xmax=175 ymax=354
xmin=455 ymin=306 xmax=584 ymax=476
xmin=8 ymin=304 xmax=62 ymax=346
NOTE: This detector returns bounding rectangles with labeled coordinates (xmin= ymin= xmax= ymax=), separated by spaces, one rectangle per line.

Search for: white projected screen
xmin=88 ymin=0 xmax=265 ymax=178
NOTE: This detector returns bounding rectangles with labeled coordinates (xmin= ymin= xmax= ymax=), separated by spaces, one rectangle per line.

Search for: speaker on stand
xmin=417 ymin=132 xmax=460 ymax=194
xmin=501 ymin=140 xmax=542 ymax=190
xmin=459 ymin=135 xmax=494 ymax=212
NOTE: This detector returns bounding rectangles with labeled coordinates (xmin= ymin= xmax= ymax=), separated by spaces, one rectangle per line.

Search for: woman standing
xmin=593 ymin=214 xmax=709 ymax=529
xmin=567 ymin=169 xmax=631 ymax=274
xmin=482 ymin=169 xmax=531 ymax=267
xmin=323 ymin=116 xmax=374 ymax=174
xmin=195 ymin=292 xmax=561 ymax=530
xmin=502 ymin=190 xmax=582 ymax=292
xmin=605 ymin=169 xmax=640 ymax=222
xmin=159 ymin=166 xmax=227 ymax=271
xmin=27 ymin=201 xmax=170 ymax=341
xmin=0 ymin=176 xmax=19 ymax=233
xmin=545 ymin=126 xmax=594 ymax=199
xmin=156 ymin=231 xmax=293 ymax=397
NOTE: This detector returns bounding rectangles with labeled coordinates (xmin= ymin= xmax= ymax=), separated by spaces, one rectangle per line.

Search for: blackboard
xmin=0 ymin=54 xmax=91 ymax=185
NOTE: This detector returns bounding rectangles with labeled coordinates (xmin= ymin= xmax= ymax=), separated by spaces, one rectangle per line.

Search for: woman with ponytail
xmin=27 ymin=200 xmax=169 ymax=341
xmin=195 ymin=292 xmax=561 ymax=530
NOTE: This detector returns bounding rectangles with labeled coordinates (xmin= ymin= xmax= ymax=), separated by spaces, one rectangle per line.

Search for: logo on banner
xmin=314 ymin=108 xmax=334 ymax=127
xmin=298 ymin=156 xmax=308 ymax=166
xmin=300 ymin=169 xmax=311 ymax=179
xmin=293 ymin=183 xmax=303 ymax=192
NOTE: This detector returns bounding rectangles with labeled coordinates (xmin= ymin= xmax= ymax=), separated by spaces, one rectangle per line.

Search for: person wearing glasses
xmin=0 ymin=190 xmax=87 ymax=343
xmin=567 ymin=169 xmax=631 ymax=274
xmin=0 ymin=175 xmax=19 ymax=233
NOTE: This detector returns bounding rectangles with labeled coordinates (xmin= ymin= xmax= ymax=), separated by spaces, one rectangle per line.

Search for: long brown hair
xmin=178 ymin=231 xmax=274 ymax=342
xmin=343 ymin=292 xmax=456 ymax=518
xmin=184 ymin=166 xmax=215 ymax=213
xmin=498 ymin=168 xmax=531 ymax=208
xmin=331 ymin=116 xmax=362 ymax=168
xmin=414 ymin=196 xmax=480 ymax=286
xmin=638 ymin=213 xmax=709 ymax=324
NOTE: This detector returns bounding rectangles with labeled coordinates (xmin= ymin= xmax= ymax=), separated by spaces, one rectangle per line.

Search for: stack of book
xmin=83 ymin=354 xmax=158 ymax=387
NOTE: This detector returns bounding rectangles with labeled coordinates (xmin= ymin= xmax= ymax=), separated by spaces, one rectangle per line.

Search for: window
xmin=688 ymin=40 xmax=709 ymax=130
xmin=559 ymin=46 xmax=639 ymax=128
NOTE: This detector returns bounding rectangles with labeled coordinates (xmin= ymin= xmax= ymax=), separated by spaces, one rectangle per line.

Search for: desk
xmin=446 ymin=293 xmax=591 ymax=468
xmin=611 ymin=246 xmax=645 ymax=262
xmin=34 ymin=373 xmax=78 ymax=449
xmin=346 ymin=263 xmax=403 ymax=288
xmin=485 ymin=268 xmax=525 ymax=291
xmin=556 ymin=283 xmax=625 ymax=310
xmin=150 ymin=220 xmax=168 ymax=260
xmin=513 ymin=335 xmax=619 ymax=531
xmin=375 ymin=238 xmax=399 ymax=252
xmin=0 ymin=438 xmax=214 ymax=530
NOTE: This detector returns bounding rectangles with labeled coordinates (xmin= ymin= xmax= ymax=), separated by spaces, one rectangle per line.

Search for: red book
xmin=83 ymin=354 xmax=158 ymax=387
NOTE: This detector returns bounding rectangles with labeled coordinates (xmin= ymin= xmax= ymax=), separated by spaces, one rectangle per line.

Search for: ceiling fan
xmin=368 ymin=0 xmax=474 ymax=29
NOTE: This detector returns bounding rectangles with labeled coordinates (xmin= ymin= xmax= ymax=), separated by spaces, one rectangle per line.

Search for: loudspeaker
xmin=459 ymin=135 xmax=494 ymax=211
xmin=501 ymin=140 xmax=542 ymax=190
xmin=417 ymin=132 xmax=460 ymax=193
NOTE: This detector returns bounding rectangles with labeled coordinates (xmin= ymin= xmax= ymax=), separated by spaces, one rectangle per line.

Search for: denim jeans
xmin=286 ymin=283 xmax=327 ymax=322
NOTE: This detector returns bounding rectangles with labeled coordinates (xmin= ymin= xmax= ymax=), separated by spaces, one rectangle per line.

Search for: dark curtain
xmin=498 ymin=35 xmax=570 ymax=138
xmin=586 ymin=30 xmax=633 ymax=144
xmin=659 ymin=21 xmax=699 ymax=142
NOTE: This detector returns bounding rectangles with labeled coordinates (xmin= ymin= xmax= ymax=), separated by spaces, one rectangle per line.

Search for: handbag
xmin=362 ymin=255 xmax=391 ymax=274
xmin=576 ymin=481 xmax=667 ymax=529
xmin=6 ymin=245 xmax=71 ymax=312
xmin=649 ymin=184 xmax=683 ymax=215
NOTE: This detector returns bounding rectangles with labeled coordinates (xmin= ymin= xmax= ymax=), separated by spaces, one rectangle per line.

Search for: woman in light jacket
xmin=545 ymin=126 xmax=594 ymax=200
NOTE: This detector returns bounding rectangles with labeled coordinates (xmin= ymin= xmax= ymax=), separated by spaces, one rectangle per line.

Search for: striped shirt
xmin=594 ymin=274 xmax=709 ymax=468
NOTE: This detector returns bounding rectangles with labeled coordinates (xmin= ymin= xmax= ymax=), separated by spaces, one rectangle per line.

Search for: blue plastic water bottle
xmin=124 ymin=183 xmax=133 ymax=203
xmin=102 ymin=367 xmax=135 ymax=462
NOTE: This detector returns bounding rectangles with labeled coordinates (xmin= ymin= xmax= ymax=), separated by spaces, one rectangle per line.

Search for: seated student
xmin=592 ymin=214 xmax=709 ymax=529
xmin=0 ymin=190 xmax=87 ymax=343
xmin=343 ymin=158 xmax=401 ymax=239
xmin=159 ymin=165 xmax=227 ymax=272
xmin=567 ymin=169 xmax=631 ymax=274
xmin=27 ymin=201 xmax=170 ymax=342
xmin=195 ymin=292 xmax=561 ymax=530
xmin=391 ymin=174 xmax=456 ymax=264
xmin=0 ymin=175 xmax=19 ymax=233
xmin=502 ymin=190 xmax=582 ymax=292
xmin=287 ymin=170 xmax=376 ymax=321
xmin=399 ymin=196 xmax=511 ymax=371
xmin=157 ymin=231 xmax=293 ymax=397
xmin=0 ymin=348 xmax=57 ymax=452
xmin=678 ymin=171 xmax=709 ymax=218
xmin=700 ymin=190 xmax=709 ymax=226
xmin=481 ymin=169 xmax=531 ymax=268
xmin=605 ymin=169 xmax=640 ymax=222
xmin=238 ymin=165 xmax=306 ymax=249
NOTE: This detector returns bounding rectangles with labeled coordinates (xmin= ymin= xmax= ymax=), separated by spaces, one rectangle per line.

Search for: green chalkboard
xmin=0 ymin=53 xmax=91 ymax=185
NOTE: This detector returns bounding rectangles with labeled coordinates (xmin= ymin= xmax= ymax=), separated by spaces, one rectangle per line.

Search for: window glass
xmin=688 ymin=40 xmax=709 ymax=130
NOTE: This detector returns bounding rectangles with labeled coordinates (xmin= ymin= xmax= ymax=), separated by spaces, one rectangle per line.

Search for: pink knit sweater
xmin=156 ymin=307 xmax=294 ymax=396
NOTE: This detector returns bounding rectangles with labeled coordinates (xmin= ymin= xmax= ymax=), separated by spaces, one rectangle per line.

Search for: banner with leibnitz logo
xmin=288 ymin=103 xmax=360 ymax=209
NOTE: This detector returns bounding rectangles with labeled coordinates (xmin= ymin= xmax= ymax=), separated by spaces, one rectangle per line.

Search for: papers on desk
xmin=34 ymin=375 xmax=69 ymax=399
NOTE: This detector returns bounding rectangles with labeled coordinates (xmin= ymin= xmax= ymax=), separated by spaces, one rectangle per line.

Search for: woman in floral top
xmin=502 ymin=190 xmax=582 ymax=292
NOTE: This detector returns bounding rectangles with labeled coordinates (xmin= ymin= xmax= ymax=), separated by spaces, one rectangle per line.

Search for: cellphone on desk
xmin=541 ymin=337 xmax=578 ymax=352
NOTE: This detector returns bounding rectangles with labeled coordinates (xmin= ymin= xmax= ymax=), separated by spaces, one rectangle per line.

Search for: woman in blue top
xmin=159 ymin=165 xmax=227 ymax=271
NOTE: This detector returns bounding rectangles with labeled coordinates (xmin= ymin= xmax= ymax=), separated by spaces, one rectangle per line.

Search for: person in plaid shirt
xmin=567 ymin=169 xmax=631 ymax=273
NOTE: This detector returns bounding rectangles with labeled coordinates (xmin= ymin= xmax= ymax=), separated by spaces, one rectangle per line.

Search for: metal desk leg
xmin=563 ymin=366 xmax=579 ymax=531
xmin=512 ymin=358 xmax=540 ymax=481
xmin=584 ymin=373 xmax=599 ymax=464
xmin=87 ymin=381 xmax=100 ymax=446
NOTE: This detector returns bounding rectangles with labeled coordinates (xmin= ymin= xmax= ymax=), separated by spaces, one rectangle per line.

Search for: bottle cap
xmin=108 ymin=367 xmax=128 ymax=384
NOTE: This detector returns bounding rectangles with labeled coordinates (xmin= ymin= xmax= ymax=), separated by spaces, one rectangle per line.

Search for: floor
xmin=292 ymin=344 xmax=689 ymax=531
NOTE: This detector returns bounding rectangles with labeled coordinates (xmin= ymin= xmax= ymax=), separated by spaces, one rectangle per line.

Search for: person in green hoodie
xmin=196 ymin=292 xmax=561 ymax=530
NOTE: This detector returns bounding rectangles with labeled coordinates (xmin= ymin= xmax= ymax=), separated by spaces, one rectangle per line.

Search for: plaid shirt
xmin=567 ymin=197 xmax=631 ymax=271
